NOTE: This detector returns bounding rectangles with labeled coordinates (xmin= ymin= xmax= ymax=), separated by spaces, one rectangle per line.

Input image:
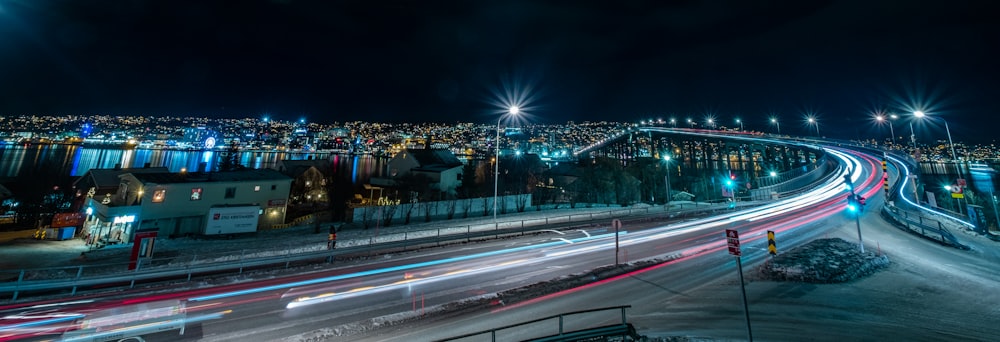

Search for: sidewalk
xmin=0 ymin=230 xmax=90 ymax=272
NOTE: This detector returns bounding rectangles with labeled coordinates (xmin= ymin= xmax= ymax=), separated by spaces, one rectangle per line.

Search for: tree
xmin=326 ymin=175 xmax=355 ymax=222
xmin=218 ymin=140 xmax=244 ymax=172
xmin=457 ymin=163 xmax=482 ymax=199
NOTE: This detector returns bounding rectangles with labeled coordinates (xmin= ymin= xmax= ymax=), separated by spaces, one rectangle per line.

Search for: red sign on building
xmin=51 ymin=212 xmax=85 ymax=228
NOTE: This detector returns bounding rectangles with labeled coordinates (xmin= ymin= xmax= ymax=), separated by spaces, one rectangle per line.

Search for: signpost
xmin=725 ymin=229 xmax=753 ymax=341
xmin=726 ymin=229 xmax=741 ymax=256
xmin=613 ymin=219 xmax=622 ymax=265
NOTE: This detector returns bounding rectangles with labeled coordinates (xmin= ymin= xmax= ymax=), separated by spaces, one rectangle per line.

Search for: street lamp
xmin=770 ymin=117 xmax=780 ymax=134
xmin=707 ymin=118 xmax=715 ymax=129
xmin=806 ymin=117 xmax=819 ymax=136
xmin=663 ymin=155 xmax=672 ymax=208
xmin=735 ymin=118 xmax=744 ymax=131
xmin=687 ymin=118 xmax=694 ymax=128
xmin=913 ymin=110 xmax=962 ymax=211
xmin=913 ymin=110 xmax=959 ymax=168
xmin=494 ymin=106 xmax=519 ymax=221
xmin=875 ymin=114 xmax=896 ymax=146
xmin=669 ymin=118 xmax=677 ymax=127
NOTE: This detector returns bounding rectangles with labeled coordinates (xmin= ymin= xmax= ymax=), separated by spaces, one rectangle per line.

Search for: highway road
xmin=6 ymin=146 xmax=997 ymax=341
xmin=348 ymin=148 xmax=1000 ymax=341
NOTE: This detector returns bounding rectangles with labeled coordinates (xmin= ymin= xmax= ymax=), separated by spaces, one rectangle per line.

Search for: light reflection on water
xmin=0 ymin=145 xmax=389 ymax=190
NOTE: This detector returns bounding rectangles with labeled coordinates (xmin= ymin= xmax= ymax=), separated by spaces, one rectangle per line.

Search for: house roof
xmin=405 ymin=149 xmax=463 ymax=171
xmin=73 ymin=167 xmax=171 ymax=188
xmin=131 ymin=168 xmax=292 ymax=185
xmin=275 ymin=159 xmax=329 ymax=177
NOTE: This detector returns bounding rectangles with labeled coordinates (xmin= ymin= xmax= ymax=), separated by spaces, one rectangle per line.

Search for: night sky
xmin=0 ymin=0 xmax=997 ymax=143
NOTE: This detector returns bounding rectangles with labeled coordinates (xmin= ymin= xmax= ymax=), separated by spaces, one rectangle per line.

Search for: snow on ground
xmin=757 ymin=238 xmax=890 ymax=283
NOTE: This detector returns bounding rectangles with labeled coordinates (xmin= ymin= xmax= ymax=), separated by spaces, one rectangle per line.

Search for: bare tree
xmin=462 ymin=198 xmax=472 ymax=218
xmin=380 ymin=204 xmax=398 ymax=227
xmin=446 ymin=199 xmax=457 ymax=219
xmin=422 ymin=201 xmax=436 ymax=222
xmin=362 ymin=205 xmax=376 ymax=229
xmin=515 ymin=193 xmax=529 ymax=212
xmin=401 ymin=200 xmax=416 ymax=225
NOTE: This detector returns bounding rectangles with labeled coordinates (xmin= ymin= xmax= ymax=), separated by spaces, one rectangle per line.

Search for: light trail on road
xmin=0 ymin=145 xmax=889 ymax=342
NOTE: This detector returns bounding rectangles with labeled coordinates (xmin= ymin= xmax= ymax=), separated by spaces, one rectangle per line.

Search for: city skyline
xmin=1 ymin=1 xmax=997 ymax=143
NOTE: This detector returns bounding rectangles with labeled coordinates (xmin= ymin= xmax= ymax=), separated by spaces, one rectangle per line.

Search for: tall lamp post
xmin=663 ymin=155 xmax=672 ymax=208
xmin=735 ymin=118 xmax=744 ymax=131
xmin=875 ymin=114 xmax=896 ymax=147
xmin=913 ymin=111 xmax=959 ymax=173
xmin=770 ymin=117 xmax=780 ymax=134
xmin=913 ymin=110 xmax=963 ymax=212
xmin=669 ymin=118 xmax=677 ymax=127
xmin=494 ymin=106 xmax=519 ymax=221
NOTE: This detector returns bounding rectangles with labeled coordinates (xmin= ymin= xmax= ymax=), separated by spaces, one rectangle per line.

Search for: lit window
xmin=152 ymin=189 xmax=166 ymax=203
xmin=254 ymin=185 xmax=261 ymax=192
xmin=191 ymin=188 xmax=202 ymax=201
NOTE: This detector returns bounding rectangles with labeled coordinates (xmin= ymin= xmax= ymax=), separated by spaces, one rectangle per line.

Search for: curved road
xmin=5 ymin=147 xmax=997 ymax=341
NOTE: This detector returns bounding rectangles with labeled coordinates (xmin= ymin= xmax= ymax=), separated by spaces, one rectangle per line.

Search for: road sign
xmin=726 ymin=229 xmax=741 ymax=256
xmin=951 ymin=185 xmax=965 ymax=199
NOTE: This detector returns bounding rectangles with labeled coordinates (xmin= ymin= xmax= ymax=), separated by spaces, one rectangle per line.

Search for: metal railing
xmin=881 ymin=205 xmax=968 ymax=249
xmin=435 ymin=305 xmax=637 ymax=342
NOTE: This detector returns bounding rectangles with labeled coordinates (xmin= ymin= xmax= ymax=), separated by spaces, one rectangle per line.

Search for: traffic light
xmin=846 ymin=195 xmax=858 ymax=212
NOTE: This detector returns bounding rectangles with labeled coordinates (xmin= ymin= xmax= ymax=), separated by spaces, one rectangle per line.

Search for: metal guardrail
xmin=435 ymin=305 xmax=637 ymax=342
xmin=0 ymin=202 xmax=743 ymax=301
xmin=881 ymin=205 xmax=968 ymax=249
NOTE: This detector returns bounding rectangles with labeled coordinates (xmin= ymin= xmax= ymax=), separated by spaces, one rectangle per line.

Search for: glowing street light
xmin=770 ymin=117 xmax=780 ymax=134
xmin=706 ymin=118 xmax=715 ymax=129
xmin=806 ymin=116 xmax=820 ymax=136
xmin=874 ymin=113 xmax=896 ymax=145
xmin=687 ymin=118 xmax=694 ymax=128
xmin=663 ymin=155 xmax=673 ymax=207
xmin=669 ymin=118 xmax=677 ymax=127
xmin=494 ymin=105 xmax=519 ymax=221
xmin=735 ymin=118 xmax=744 ymax=131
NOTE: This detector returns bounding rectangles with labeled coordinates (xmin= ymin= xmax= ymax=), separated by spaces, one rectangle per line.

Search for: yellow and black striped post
xmin=882 ymin=156 xmax=889 ymax=200
xmin=767 ymin=230 xmax=777 ymax=256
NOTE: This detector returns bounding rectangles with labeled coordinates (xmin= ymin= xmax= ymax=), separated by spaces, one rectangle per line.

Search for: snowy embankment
xmin=756 ymin=238 xmax=890 ymax=283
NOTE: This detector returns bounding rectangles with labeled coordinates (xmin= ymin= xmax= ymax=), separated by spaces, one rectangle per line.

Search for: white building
xmin=82 ymin=169 xmax=293 ymax=243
